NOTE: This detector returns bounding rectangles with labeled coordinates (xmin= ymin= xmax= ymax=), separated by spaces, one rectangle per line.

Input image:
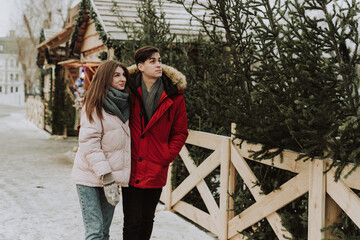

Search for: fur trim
xmin=127 ymin=64 xmax=187 ymax=90
xmin=127 ymin=64 xmax=139 ymax=76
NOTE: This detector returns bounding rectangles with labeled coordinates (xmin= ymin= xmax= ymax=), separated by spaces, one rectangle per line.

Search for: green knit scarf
xmin=103 ymin=86 xmax=130 ymax=123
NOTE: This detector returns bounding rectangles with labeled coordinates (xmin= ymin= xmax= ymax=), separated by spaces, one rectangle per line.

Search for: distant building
xmin=0 ymin=30 xmax=25 ymax=105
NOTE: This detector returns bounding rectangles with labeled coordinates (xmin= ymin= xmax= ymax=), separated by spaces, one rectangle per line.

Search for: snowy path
xmin=0 ymin=104 xmax=217 ymax=240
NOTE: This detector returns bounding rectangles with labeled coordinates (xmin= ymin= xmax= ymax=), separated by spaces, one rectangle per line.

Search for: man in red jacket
xmin=123 ymin=46 xmax=188 ymax=240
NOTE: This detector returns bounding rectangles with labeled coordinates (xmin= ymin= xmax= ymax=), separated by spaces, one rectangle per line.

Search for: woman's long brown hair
xmin=84 ymin=60 xmax=129 ymax=122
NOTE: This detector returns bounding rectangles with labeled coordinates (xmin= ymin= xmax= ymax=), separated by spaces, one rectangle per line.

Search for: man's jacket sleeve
xmin=168 ymin=96 xmax=188 ymax=161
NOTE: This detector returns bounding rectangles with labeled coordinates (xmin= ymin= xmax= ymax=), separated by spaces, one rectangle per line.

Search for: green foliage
xmin=44 ymin=65 xmax=75 ymax=135
xmin=322 ymin=189 xmax=360 ymax=239
xmin=44 ymin=67 xmax=54 ymax=130
xmin=170 ymin=0 xmax=360 ymax=238
xmin=36 ymin=29 xmax=52 ymax=68
xmin=51 ymin=65 xmax=66 ymax=135
xmin=112 ymin=0 xmax=360 ymax=238
xmin=171 ymin=0 xmax=360 ymax=172
xmin=279 ymin=197 xmax=308 ymax=240
xmin=98 ymin=51 xmax=108 ymax=61
xmin=63 ymin=89 xmax=77 ymax=136
xmin=36 ymin=29 xmax=45 ymax=68
xmin=39 ymin=68 xmax=49 ymax=100
xmin=111 ymin=0 xmax=177 ymax=64
xmin=69 ymin=0 xmax=86 ymax=57
xmin=322 ymin=214 xmax=360 ymax=240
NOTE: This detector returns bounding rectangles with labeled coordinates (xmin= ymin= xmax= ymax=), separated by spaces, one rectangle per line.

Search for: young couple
xmin=71 ymin=46 xmax=189 ymax=240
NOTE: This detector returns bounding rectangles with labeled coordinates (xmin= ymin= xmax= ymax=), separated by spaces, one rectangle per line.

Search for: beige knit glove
xmin=103 ymin=173 xmax=120 ymax=206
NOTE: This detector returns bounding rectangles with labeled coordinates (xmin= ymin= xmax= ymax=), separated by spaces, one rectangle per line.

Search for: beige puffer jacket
xmin=72 ymin=107 xmax=131 ymax=187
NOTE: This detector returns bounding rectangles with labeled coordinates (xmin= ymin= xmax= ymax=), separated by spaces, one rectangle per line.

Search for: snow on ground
xmin=0 ymin=104 xmax=217 ymax=240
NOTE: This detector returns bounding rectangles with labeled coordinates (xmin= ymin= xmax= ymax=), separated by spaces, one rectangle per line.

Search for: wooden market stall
xmin=60 ymin=0 xmax=206 ymax=70
xmin=36 ymin=4 xmax=79 ymax=135
xmin=45 ymin=0 xmax=206 ymax=130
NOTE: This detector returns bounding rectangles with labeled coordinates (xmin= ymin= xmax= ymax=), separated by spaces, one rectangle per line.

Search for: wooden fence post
xmin=308 ymin=159 xmax=326 ymax=239
xmin=160 ymin=162 xmax=173 ymax=210
xmin=229 ymin=123 xmax=237 ymax=220
xmin=324 ymin=160 xmax=342 ymax=239
xmin=219 ymin=137 xmax=231 ymax=240
xmin=324 ymin=193 xmax=342 ymax=239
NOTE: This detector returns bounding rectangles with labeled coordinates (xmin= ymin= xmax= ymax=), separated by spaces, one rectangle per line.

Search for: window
xmin=15 ymin=87 xmax=18 ymax=92
xmin=10 ymin=73 xmax=13 ymax=80
xmin=0 ymin=45 xmax=3 ymax=51
xmin=10 ymin=87 xmax=13 ymax=93
xmin=10 ymin=59 xmax=14 ymax=68
xmin=0 ymin=86 xmax=2 ymax=92
xmin=15 ymin=74 xmax=19 ymax=81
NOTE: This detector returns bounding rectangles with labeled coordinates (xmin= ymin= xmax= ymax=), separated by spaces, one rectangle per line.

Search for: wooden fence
xmin=160 ymin=124 xmax=360 ymax=239
xmin=26 ymin=96 xmax=44 ymax=129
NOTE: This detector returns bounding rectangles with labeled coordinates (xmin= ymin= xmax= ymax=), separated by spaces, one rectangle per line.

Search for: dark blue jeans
xmin=122 ymin=186 xmax=162 ymax=240
xmin=76 ymin=185 xmax=115 ymax=240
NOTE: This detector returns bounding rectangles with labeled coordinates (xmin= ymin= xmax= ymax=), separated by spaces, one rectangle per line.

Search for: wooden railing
xmin=160 ymin=124 xmax=360 ymax=240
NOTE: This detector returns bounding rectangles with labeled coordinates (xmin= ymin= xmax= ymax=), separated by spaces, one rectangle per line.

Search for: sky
xmin=0 ymin=0 xmax=81 ymax=38
xmin=0 ymin=0 xmax=18 ymax=37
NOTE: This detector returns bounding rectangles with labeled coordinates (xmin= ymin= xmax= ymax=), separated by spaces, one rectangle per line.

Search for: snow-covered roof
xmin=90 ymin=0 xmax=207 ymax=40
xmin=38 ymin=26 xmax=73 ymax=51
xmin=43 ymin=29 xmax=62 ymax=41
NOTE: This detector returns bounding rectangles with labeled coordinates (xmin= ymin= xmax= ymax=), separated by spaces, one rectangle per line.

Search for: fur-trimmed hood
xmin=127 ymin=64 xmax=187 ymax=90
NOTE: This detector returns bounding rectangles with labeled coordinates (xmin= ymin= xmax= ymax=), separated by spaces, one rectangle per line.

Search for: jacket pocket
xmin=160 ymin=144 xmax=171 ymax=168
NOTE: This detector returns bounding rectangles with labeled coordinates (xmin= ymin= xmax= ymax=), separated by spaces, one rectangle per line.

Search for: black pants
xmin=122 ymin=186 xmax=162 ymax=240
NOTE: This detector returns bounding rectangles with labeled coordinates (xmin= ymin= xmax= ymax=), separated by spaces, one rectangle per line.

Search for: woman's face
xmin=111 ymin=66 xmax=127 ymax=90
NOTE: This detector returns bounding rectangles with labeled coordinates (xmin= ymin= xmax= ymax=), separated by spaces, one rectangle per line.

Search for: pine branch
xmin=319 ymin=0 xmax=358 ymax=115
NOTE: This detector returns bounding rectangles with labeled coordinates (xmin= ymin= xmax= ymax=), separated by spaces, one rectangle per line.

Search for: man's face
xmin=138 ymin=52 xmax=162 ymax=80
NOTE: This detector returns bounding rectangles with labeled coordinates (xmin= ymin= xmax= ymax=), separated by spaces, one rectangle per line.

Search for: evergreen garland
xmin=98 ymin=51 xmax=108 ymax=61
xmin=44 ymin=65 xmax=75 ymax=136
xmin=44 ymin=67 xmax=54 ymax=130
xmin=39 ymin=70 xmax=45 ymax=101
xmin=69 ymin=0 xmax=86 ymax=57
xmin=36 ymin=29 xmax=45 ymax=68
xmin=51 ymin=64 xmax=65 ymax=135
xmin=36 ymin=29 xmax=52 ymax=68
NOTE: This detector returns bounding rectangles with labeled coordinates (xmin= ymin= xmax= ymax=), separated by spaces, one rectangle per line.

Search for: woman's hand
xmin=103 ymin=173 xmax=121 ymax=206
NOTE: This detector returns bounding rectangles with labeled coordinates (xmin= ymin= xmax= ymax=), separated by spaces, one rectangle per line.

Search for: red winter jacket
xmin=127 ymin=64 xmax=189 ymax=188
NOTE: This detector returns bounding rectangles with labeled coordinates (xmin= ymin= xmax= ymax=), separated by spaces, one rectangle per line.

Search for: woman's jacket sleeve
xmin=78 ymin=108 xmax=112 ymax=178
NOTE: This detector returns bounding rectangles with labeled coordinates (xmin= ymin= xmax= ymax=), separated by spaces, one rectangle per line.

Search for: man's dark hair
xmin=135 ymin=46 xmax=160 ymax=66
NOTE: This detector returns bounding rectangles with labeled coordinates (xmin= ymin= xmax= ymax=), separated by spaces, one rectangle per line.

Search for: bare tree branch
xmin=23 ymin=14 xmax=37 ymax=46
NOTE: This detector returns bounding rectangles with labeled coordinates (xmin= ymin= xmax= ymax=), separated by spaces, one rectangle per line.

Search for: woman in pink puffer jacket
xmin=71 ymin=60 xmax=131 ymax=240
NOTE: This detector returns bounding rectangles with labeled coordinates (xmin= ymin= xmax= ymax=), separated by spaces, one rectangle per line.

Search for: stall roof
xmin=91 ymin=0 xmax=207 ymax=40
xmin=37 ymin=3 xmax=80 ymax=51
xmin=39 ymin=0 xmax=210 ymax=63
xmin=37 ymin=25 xmax=74 ymax=51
